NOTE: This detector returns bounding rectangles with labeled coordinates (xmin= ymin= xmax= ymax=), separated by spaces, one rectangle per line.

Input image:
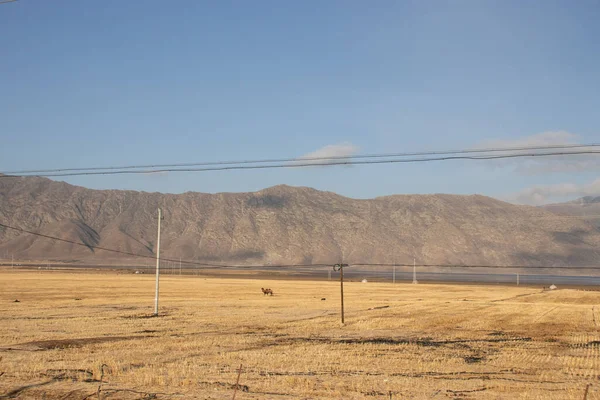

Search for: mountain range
xmin=542 ymin=197 xmax=600 ymax=231
xmin=1 ymin=175 xmax=600 ymax=268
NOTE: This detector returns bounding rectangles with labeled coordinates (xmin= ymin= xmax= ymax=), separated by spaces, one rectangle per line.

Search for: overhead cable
xmin=2 ymin=150 xmax=599 ymax=178
xmin=2 ymin=143 xmax=599 ymax=176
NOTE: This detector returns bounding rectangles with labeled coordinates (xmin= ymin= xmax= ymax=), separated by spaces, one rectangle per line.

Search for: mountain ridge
xmin=1 ymin=176 xmax=600 ymax=267
xmin=542 ymin=196 xmax=600 ymax=231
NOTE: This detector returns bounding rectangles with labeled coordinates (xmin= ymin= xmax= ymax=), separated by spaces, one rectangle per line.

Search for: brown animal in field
xmin=261 ymin=288 xmax=274 ymax=296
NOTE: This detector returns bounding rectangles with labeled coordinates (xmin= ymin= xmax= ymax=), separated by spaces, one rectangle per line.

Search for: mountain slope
xmin=542 ymin=197 xmax=600 ymax=231
xmin=1 ymin=176 xmax=600 ymax=267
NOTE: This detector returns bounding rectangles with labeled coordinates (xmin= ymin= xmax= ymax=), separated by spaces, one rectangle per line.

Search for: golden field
xmin=0 ymin=269 xmax=599 ymax=399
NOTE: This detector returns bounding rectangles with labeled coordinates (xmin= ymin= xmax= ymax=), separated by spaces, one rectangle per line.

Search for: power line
xmin=515 ymin=214 xmax=600 ymax=220
xmin=2 ymin=150 xmax=600 ymax=178
xmin=351 ymin=263 xmax=600 ymax=270
xmin=2 ymin=143 xmax=599 ymax=176
xmin=414 ymin=214 xmax=600 ymax=220
xmin=0 ymin=222 xmax=326 ymax=269
xmin=0 ymin=222 xmax=191 ymax=265
xmin=2 ymin=221 xmax=600 ymax=270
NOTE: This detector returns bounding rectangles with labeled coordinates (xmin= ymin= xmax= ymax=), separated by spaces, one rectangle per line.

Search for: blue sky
xmin=1 ymin=0 xmax=599 ymax=204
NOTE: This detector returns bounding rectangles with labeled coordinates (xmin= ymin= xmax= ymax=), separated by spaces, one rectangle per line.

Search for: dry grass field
xmin=1 ymin=270 xmax=599 ymax=399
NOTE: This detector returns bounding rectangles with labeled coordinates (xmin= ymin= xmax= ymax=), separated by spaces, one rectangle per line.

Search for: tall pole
xmin=333 ymin=264 xmax=347 ymax=324
xmin=517 ymin=273 xmax=520 ymax=286
xmin=340 ymin=265 xmax=344 ymax=324
xmin=154 ymin=208 xmax=162 ymax=316
xmin=179 ymin=257 xmax=182 ymax=276
xmin=393 ymin=250 xmax=396 ymax=284
xmin=412 ymin=257 xmax=418 ymax=284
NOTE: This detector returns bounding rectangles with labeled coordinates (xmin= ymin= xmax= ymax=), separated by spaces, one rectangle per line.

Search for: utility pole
xmin=333 ymin=263 xmax=348 ymax=324
xmin=412 ymin=258 xmax=418 ymax=284
xmin=517 ymin=273 xmax=520 ymax=286
xmin=179 ymin=257 xmax=182 ymax=276
xmin=393 ymin=249 xmax=396 ymax=284
xmin=154 ymin=208 xmax=163 ymax=316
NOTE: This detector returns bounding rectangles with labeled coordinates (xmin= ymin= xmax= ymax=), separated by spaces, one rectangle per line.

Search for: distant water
xmin=29 ymin=263 xmax=600 ymax=286
xmin=342 ymin=270 xmax=600 ymax=286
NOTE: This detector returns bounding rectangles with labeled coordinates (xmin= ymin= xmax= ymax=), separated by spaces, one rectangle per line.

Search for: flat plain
xmin=1 ymin=269 xmax=599 ymax=399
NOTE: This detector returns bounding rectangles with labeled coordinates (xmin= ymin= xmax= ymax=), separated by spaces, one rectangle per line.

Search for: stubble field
xmin=1 ymin=269 xmax=599 ymax=399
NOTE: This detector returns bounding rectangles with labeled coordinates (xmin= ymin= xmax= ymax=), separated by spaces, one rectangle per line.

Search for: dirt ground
xmin=0 ymin=269 xmax=599 ymax=399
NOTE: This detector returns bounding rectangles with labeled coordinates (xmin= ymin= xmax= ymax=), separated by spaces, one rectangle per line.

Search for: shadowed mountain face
xmin=542 ymin=197 xmax=600 ymax=232
xmin=1 ymin=176 xmax=600 ymax=267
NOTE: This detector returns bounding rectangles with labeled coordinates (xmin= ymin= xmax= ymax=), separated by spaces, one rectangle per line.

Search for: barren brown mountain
xmin=543 ymin=196 xmax=600 ymax=230
xmin=1 ymin=175 xmax=600 ymax=267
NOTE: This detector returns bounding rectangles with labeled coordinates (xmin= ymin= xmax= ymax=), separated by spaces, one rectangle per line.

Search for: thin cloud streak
xmin=296 ymin=142 xmax=360 ymax=166
xmin=475 ymin=131 xmax=600 ymax=174
xmin=507 ymin=178 xmax=600 ymax=205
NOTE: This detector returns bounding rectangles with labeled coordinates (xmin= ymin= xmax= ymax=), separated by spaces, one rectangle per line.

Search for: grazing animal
xmin=261 ymin=288 xmax=274 ymax=296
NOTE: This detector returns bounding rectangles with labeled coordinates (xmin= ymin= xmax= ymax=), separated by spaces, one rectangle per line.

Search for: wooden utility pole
xmin=333 ymin=263 xmax=348 ymax=324
xmin=154 ymin=208 xmax=163 ymax=316
xmin=340 ymin=265 xmax=344 ymax=323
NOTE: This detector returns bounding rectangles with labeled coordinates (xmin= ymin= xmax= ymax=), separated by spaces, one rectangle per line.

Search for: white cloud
xmin=297 ymin=142 xmax=360 ymax=165
xmin=508 ymin=178 xmax=600 ymax=205
xmin=475 ymin=131 xmax=600 ymax=174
